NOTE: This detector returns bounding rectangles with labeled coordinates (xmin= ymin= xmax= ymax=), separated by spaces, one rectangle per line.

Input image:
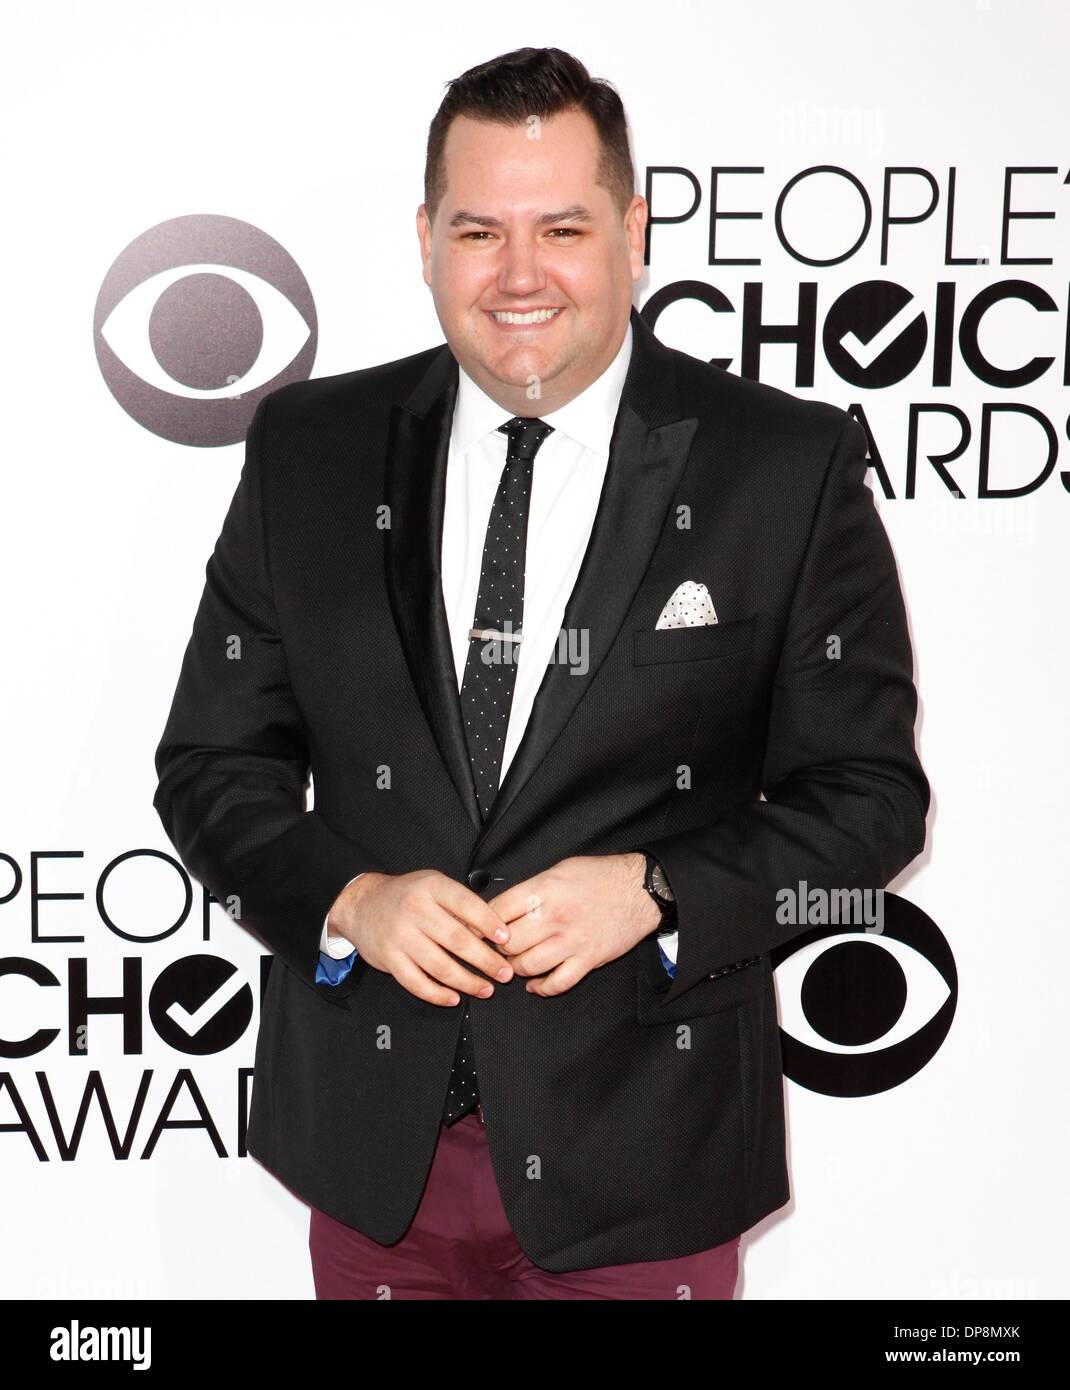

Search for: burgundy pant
xmin=309 ymin=1107 xmax=741 ymax=1299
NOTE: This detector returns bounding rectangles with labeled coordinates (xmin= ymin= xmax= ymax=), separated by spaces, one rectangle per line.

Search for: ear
xmin=416 ymin=204 xmax=433 ymax=285
xmin=625 ymin=195 xmax=648 ymax=282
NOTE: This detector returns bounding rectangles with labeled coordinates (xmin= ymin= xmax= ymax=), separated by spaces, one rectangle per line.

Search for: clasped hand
xmin=488 ymin=853 xmax=661 ymax=996
xmin=328 ymin=853 xmax=662 ymax=1007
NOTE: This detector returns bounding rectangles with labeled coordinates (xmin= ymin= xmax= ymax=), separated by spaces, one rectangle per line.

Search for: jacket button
xmin=467 ymin=867 xmax=492 ymax=892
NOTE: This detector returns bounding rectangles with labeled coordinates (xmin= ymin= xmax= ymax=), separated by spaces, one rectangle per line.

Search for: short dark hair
xmin=424 ymin=47 xmax=636 ymax=225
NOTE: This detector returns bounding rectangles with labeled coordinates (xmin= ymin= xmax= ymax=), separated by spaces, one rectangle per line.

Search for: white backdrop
xmin=2 ymin=0 xmax=1067 ymax=1299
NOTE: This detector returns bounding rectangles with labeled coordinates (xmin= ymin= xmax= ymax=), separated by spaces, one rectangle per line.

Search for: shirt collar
xmin=451 ymin=317 xmax=634 ymax=458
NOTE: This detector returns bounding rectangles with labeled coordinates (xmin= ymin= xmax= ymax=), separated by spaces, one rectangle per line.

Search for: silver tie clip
xmin=468 ymin=627 xmax=523 ymax=643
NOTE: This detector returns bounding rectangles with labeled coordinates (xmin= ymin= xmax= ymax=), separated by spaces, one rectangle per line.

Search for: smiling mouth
xmin=488 ymin=307 xmax=563 ymax=325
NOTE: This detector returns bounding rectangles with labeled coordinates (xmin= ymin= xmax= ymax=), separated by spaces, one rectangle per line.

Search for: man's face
xmin=417 ymin=108 xmax=646 ymax=415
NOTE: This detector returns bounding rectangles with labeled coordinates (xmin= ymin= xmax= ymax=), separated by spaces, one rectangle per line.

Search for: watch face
xmin=651 ymin=863 xmax=674 ymax=902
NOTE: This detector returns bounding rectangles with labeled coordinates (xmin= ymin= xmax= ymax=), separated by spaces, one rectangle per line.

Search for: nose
xmin=498 ymin=234 xmax=545 ymax=298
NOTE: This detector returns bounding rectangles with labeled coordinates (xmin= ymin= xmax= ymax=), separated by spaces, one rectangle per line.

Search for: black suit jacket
xmin=153 ymin=304 xmax=929 ymax=1272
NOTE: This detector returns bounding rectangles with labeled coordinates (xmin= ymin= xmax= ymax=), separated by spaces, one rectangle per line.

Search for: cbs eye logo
xmin=770 ymin=893 xmax=956 ymax=1096
xmin=93 ymin=214 xmax=317 ymax=447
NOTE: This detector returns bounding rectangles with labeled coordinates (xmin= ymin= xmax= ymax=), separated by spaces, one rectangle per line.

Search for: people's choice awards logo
xmin=822 ymin=280 xmax=927 ymax=387
xmin=772 ymin=893 xmax=956 ymax=1096
xmin=149 ymin=956 xmax=254 ymax=1055
xmin=94 ymin=214 xmax=317 ymax=446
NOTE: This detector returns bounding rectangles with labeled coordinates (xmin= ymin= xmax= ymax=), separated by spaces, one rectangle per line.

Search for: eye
xmin=458 ymin=228 xmax=580 ymax=241
xmin=770 ymin=892 xmax=956 ymax=1096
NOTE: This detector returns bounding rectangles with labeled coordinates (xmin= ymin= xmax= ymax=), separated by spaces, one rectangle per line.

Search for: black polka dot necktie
xmin=442 ymin=415 xmax=554 ymax=1126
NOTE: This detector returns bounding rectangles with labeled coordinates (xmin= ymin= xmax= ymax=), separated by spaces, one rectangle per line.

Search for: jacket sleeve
xmin=636 ymin=415 xmax=930 ymax=1007
xmin=152 ymin=392 xmax=367 ymax=1007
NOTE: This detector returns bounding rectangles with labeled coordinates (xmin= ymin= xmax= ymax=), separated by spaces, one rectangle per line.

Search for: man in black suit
xmin=153 ymin=47 xmax=929 ymax=1298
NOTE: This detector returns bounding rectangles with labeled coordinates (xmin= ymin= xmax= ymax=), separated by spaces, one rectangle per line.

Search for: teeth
xmin=491 ymin=308 xmax=562 ymax=324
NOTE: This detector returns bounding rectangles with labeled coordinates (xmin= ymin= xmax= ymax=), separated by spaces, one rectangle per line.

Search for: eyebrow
xmin=447 ymin=205 xmax=595 ymax=229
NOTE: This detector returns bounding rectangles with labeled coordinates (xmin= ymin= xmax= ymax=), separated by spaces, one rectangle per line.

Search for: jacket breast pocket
xmin=633 ymin=614 xmax=756 ymax=666
xmin=635 ymin=943 xmax=770 ymax=1025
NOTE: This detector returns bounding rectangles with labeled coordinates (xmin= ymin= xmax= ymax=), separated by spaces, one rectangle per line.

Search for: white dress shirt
xmin=319 ymin=318 xmax=678 ymax=967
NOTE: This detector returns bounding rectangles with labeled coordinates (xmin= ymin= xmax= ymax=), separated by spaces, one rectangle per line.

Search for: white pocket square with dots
xmin=655 ymin=580 xmax=718 ymax=630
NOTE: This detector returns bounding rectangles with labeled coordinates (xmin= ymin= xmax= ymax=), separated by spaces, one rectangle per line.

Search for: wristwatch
xmin=641 ymin=852 xmax=678 ymax=935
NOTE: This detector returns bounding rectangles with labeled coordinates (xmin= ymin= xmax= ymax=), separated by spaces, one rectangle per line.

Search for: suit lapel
xmin=383 ymin=305 xmax=698 ymax=843
xmin=383 ymin=350 xmax=483 ymax=829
